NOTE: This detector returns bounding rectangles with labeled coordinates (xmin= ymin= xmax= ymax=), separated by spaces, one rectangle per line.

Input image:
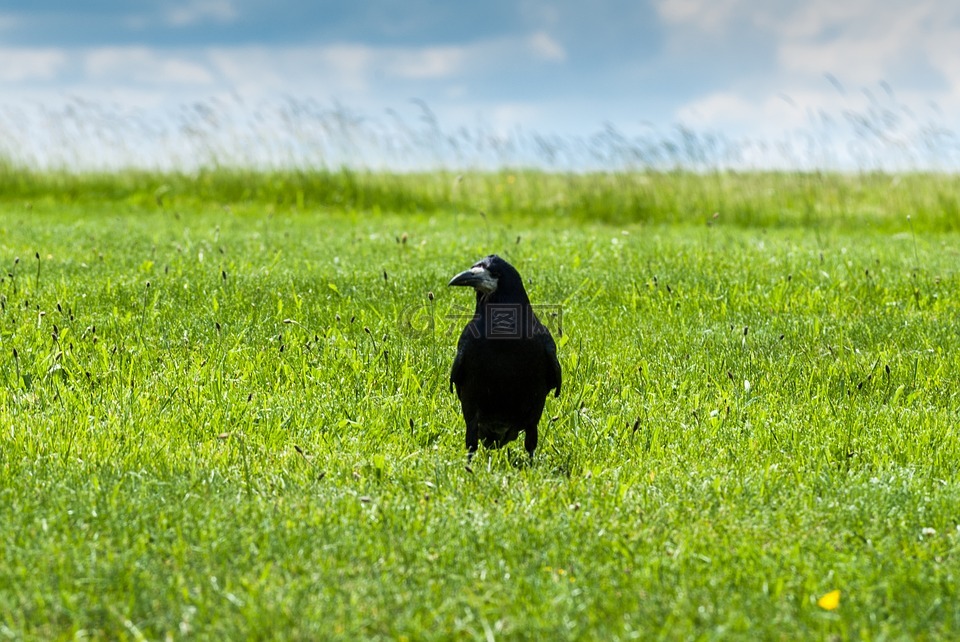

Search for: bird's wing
xmin=550 ymin=350 xmax=562 ymax=398
xmin=539 ymin=331 xmax=562 ymax=397
xmin=548 ymin=348 xmax=562 ymax=397
xmin=450 ymin=326 xmax=473 ymax=393
xmin=449 ymin=347 xmax=462 ymax=393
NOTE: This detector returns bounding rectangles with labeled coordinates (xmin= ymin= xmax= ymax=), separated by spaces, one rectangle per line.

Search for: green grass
xmin=2 ymin=165 xmax=960 ymax=231
xmin=1 ymin=169 xmax=960 ymax=640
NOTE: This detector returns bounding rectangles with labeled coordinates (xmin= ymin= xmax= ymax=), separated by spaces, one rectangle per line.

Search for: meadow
xmin=1 ymin=167 xmax=959 ymax=640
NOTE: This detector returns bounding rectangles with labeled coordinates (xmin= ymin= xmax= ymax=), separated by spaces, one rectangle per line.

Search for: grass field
xmin=2 ymin=168 xmax=960 ymax=640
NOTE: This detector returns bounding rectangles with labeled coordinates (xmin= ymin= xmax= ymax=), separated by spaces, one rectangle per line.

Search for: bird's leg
xmin=466 ymin=420 xmax=479 ymax=458
xmin=524 ymin=427 xmax=538 ymax=460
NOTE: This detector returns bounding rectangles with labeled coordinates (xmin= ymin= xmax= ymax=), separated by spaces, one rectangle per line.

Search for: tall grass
xmin=2 ymin=164 xmax=959 ymax=231
xmin=2 ymin=89 xmax=959 ymax=172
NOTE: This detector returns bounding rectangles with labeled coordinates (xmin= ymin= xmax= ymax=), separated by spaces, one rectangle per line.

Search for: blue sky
xmin=2 ymin=0 xmax=959 ymax=168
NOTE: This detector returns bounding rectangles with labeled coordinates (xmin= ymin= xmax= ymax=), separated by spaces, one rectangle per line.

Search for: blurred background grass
xmin=2 ymin=165 xmax=958 ymax=232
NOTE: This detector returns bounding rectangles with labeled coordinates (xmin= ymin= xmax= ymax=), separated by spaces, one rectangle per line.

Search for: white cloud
xmin=204 ymin=45 xmax=376 ymax=96
xmin=0 ymin=47 xmax=67 ymax=82
xmin=775 ymin=1 xmax=960 ymax=86
xmin=210 ymin=41 xmax=484 ymax=94
xmin=655 ymin=0 xmax=960 ymax=146
xmin=384 ymin=46 xmax=465 ymax=79
xmin=84 ymin=48 xmax=214 ymax=85
xmin=528 ymin=32 xmax=566 ymax=62
xmin=0 ymin=40 xmax=471 ymax=100
xmin=676 ymin=90 xmax=824 ymax=135
xmin=489 ymin=102 xmax=543 ymax=132
xmin=165 ymin=0 xmax=238 ymax=27
xmin=653 ymin=0 xmax=960 ymax=88
xmin=654 ymin=0 xmax=745 ymax=33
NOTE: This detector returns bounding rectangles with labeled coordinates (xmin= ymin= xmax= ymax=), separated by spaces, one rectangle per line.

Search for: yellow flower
xmin=817 ymin=589 xmax=841 ymax=610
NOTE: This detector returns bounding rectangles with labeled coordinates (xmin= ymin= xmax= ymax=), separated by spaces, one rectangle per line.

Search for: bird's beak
xmin=448 ymin=266 xmax=498 ymax=293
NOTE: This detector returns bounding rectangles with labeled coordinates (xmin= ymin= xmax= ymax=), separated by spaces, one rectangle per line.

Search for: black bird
xmin=448 ymin=255 xmax=561 ymax=458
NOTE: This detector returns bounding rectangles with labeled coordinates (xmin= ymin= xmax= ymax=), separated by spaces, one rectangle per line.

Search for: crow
xmin=448 ymin=255 xmax=561 ymax=459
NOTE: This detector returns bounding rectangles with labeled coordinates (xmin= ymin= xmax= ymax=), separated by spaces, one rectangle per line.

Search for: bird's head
xmin=448 ymin=255 xmax=527 ymax=303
